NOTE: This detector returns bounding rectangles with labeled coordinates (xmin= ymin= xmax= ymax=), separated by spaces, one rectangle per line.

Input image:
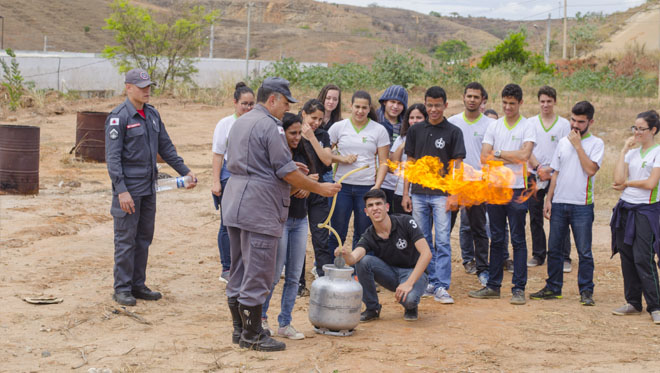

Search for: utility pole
xmin=562 ymin=0 xmax=567 ymax=59
xmin=245 ymin=2 xmax=254 ymax=80
xmin=545 ymin=13 xmax=551 ymax=64
xmin=209 ymin=23 xmax=214 ymax=58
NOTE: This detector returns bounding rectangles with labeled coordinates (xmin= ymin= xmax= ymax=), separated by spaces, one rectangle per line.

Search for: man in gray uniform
xmin=222 ymin=77 xmax=340 ymax=352
xmin=105 ymin=68 xmax=197 ymax=307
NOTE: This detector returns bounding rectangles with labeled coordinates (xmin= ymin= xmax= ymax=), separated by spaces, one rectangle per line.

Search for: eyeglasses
xmin=631 ymin=126 xmax=651 ymax=133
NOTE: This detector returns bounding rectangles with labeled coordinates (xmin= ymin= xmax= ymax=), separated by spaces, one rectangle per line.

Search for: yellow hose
xmin=317 ymin=165 xmax=369 ymax=254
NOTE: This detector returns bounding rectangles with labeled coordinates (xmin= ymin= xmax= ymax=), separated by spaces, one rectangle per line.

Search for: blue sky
xmin=318 ymin=0 xmax=647 ymax=20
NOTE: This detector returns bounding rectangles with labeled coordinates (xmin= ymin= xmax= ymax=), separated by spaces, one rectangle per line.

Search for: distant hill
xmin=0 ymin=0 xmax=502 ymax=64
xmin=0 ymin=0 xmax=653 ymax=64
xmin=595 ymin=4 xmax=660 ymax=56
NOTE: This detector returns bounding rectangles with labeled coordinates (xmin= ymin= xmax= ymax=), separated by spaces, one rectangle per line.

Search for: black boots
xmin=237 ymin=303 xmax=286 ymax=351
xmin=227 ymin=297 xmax=242 ymax=344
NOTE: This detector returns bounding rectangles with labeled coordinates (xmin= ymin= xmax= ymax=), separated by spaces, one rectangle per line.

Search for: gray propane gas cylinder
xmin=308 ymin=264 xmax=363 ymax=336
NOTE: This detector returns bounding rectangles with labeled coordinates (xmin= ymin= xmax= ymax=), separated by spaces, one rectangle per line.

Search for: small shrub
xmin=0 ymin=48 xmax=26 ymax=111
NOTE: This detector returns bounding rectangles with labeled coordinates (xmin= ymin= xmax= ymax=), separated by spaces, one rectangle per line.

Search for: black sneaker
xmin=529 ymin=287 xmax=563 ymax=300
xmin=360 ymin=304 xmax=381 ymax=322
xmin=403 ymin=307 xmax=418 ymax=321
xmin=580 ymin=291 xmax=595 ymax=306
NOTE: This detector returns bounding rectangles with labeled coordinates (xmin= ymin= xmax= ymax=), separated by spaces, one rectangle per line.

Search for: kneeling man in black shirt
xmin=335 ymin=189 xmax=432 ymax=321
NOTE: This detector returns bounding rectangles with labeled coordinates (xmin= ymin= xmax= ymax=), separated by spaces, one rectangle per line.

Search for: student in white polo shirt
xmin=327 ymin=90 xmax=391 ymax=254
xmin=526 ymin=86 xmax=572 ymax=270
xmin=468 ymin=83 xmax=535 ymax=305
xmin=448 ymin=82 xmax=493 ymax=286
xmin=530 ymin=101 xmax=604 ymax=306
xmin=610 ymin=110 xmax=660 ymax=324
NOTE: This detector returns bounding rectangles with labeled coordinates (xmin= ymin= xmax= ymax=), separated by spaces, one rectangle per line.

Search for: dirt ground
xmin=2 ymin=97 xmax=660 ymax=373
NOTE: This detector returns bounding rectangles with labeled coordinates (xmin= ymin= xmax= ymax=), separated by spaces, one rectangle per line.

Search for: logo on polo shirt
xmin=512 ymin=135 xmax=519 ymax=141
xmin=551 ymin=135 xmax=557 ymax=142
xmin=642 ymin=161 xmax=648 ymax=168
xmin=362 ymin=137 xmax=367 ymax=143
xmin=396 ymin=238 xmax=407 ymax=250
xmin=474 ymin=131 xmax=479 ymax=137
xmin=435 ymin=138 xmax=445 ymax=149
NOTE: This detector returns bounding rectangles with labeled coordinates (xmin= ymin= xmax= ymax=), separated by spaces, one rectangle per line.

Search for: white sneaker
xmin=563 ymin=260 xmax=572 ymax=273
xmin=311 ymin=266 xmax=319 ymax=280
xmin=434 ymin=287 xmax=454 ymax=304
xmin=218 ymin=270 xmax=230 ymax=284
xmin=422 ymin=283 xmax=435 ymax=298
xmin=277 ymin=324 xmax=305 ymax=340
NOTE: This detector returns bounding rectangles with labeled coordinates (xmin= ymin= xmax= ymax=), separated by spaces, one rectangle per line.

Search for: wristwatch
xmin=494 ymin=150 xmax=501 ymax=158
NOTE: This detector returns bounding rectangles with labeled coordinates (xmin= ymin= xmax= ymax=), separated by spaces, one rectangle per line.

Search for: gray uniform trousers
xmin=112 ymin=193 xmax=156 ymax=292
xmin=226 ymin=226 xmax=279 ymax=307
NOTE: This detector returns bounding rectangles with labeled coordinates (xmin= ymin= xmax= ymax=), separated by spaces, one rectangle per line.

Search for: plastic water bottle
xmin=156 ymin=175 xmax=193 ymax=192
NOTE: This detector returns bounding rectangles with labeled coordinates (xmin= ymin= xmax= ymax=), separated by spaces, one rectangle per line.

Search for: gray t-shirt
xmin=221 ymin=104 xmax=298 ymax=237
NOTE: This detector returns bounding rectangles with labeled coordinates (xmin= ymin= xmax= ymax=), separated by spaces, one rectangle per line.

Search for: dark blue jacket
xmin=610 ymin=199 xmax=660 ymax=263
xmin=105 ymin=98 xmax=189 ymax=197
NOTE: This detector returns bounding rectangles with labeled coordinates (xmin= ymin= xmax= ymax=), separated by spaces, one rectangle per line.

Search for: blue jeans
xmin=356 ymin=255 xmax=428 ymax=311
xmin=487 ymin=189 xmax=528 ymax=292
xmin=412 ymin=193 xmax=452 ymax=290
xmin=217 ymin=178 xmax=231 ymax=271
xmin=546 ymin=203 xmax=595 ymax=294
xmin=327 ymin=183 xmax=372 ymax=252
xmin=262 ymin=217 xmax=309 ymax=327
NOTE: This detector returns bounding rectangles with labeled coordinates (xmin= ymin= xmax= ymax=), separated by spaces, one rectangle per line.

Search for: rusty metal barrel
xmin=76 ymin=111 xmax=108 ymax=162
xmin=0 ymin=124 xmax=40 ymax=195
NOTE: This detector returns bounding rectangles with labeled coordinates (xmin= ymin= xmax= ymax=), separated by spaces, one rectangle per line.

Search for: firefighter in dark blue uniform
xmin=105 ymin=68 xmax=197 ymax=306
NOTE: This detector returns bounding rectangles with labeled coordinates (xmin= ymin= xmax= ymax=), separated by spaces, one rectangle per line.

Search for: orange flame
xmin=388 ymin=156 xmax=535 ymax=208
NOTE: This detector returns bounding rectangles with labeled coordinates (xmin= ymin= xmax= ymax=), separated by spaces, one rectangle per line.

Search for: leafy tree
xmin=429 ymin=11 xmax=441 ymax=18
xmin=479 ymin=32 xmax=554 ymax=74
xmin=102 ymin=0 xmax=218 ymax=90
xmin=433 ymin=39 xmax=472 ymax=63
xmin=0 ymin=49 xmax=25 ymax=111
xmin=479 ymin=32 xmax=530 ymax=69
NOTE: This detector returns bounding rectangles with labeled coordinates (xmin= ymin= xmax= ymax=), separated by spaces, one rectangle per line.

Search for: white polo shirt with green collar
xmin=448 ymin=112 xmax=494 ymax=171
xmin=621 ymin=144 xmax=660 ymax=204
xmin=528 ymin=114 xmax=570 ymax=169
xmin=482 ymin=115 xmax=535 ymax=189
xmin=550 ymin=133 xmax=604 ymax=205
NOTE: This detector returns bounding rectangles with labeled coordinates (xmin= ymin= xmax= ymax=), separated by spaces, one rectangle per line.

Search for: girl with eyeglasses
xmin=611 ymin=110 xmax=660 ymax=324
